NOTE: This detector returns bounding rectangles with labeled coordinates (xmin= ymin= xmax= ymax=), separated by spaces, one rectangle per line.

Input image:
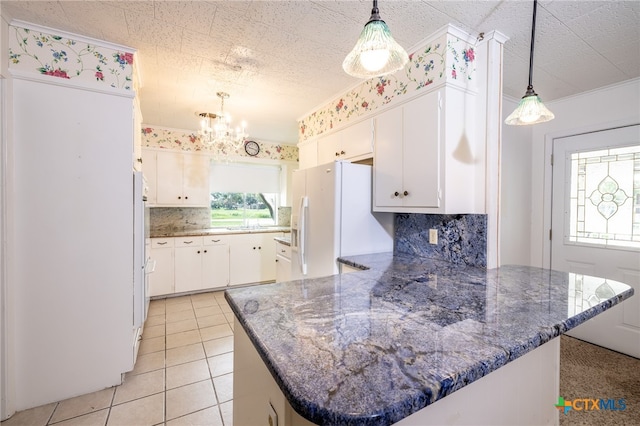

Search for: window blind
xmin=210 ymin=162 xmax=281 ymax=193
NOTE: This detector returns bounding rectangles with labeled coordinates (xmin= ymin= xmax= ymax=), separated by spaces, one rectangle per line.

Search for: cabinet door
xmin=340 ymin=119 xmax=374 ymax=159
xmin=156 ymin=151 xmax=184 ymax=205
xmin=174 ymin=237 xmax=204 ymax=293
xmin=148 ymin=247 xmax=174 ymax=296
xmin=317 ymin=132 xmax=341 ymax=166
xmin=141 ymin=150 xmax=158 ymax=205
xmin=229 ymin=234 xmax=260 ymax=285
xmin=202 ymin=244 xmax=229 ymax=289
xmin=298 ymin=139 xmax=318 ymax=170
xmin=275 ymin=255 xmax=291 ymax=283
xmin=402 ymin=91 xmax=441 ymax=208
xmin=257 ymin=233 xmax=279 ymax=282
xmin=373 ymin=107 xmax=404 ymax=208
xmin=182 ymin=154 xmax=210 ymax=206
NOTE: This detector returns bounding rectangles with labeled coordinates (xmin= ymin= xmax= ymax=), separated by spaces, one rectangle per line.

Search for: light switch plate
xmin=268 ymin=402 xmax=278 ymax=426
xmin=429 ymin=229 xmax=438 ymax=245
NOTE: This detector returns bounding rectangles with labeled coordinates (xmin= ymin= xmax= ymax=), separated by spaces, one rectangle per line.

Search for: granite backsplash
xmin=149 ymin=207 xmax=211 ymax=235
xmin=394 ymin=213 xmax=487 ymax=268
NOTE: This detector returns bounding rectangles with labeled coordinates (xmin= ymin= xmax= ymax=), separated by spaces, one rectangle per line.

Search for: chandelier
xmin=199 ymin=92 xmax=248 ymax=148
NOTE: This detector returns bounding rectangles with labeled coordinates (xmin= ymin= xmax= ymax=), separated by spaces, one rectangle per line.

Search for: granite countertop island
xmin=225 ymin=253 xmax=634 ymax=425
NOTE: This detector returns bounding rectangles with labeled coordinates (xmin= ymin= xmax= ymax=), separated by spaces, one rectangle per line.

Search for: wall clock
xmin=244 ymin=140 xmax=260 ymax=156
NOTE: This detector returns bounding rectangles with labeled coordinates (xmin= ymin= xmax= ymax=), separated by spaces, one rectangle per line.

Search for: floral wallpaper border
xmin=8 ymin=25 xmax=134 ymax=91
xmin=298 ymin=29 xmax=476 ymax=142
xmin=142 ymin=125 xmax=299 ymax=162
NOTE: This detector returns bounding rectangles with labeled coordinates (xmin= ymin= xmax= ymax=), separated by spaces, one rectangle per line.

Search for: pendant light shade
xmin=505 ymin=0 xmax=554 ymax=125
xmin=343 ymin=0 xmax=409 ymax=79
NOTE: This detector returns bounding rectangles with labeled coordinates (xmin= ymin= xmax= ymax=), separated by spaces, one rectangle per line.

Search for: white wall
xmin=525 ymin=78 xmax=639 ymax=268
xmin=499 ymin=97 xmax=533 ymax=266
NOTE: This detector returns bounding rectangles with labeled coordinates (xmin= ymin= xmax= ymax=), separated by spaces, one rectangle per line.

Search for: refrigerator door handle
xmin=299 ymin=196 xmax=308 ymax=276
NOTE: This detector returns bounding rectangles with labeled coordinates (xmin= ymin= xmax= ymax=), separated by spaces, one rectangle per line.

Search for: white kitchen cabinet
xmin=374 ymin=87 xmax=480 ymax=214
xmin=202 ymin=235 xmax=230 ymax=289
xmin=141 ymin=150 xmax=158 ymax=204
xmin=174 ymin=237 xmax=205 ymax=293
xmin=297 ymin=138 xmax=318 ymax=170
xmin=229 ymin=233 xmax=283 ymax=286
xmin=317 ymin=119 xmax=374 ymax=165
xmin=149 ymin=238 xmax=175 ymax=296
xmin=275 ymin=240 xmax=292 ymax=283
xmin=144 ymin=149 xmax=210 ymax=207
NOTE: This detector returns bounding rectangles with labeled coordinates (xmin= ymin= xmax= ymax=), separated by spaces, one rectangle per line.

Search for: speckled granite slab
xmin=225 ymin=253 xmax=634 ymax=426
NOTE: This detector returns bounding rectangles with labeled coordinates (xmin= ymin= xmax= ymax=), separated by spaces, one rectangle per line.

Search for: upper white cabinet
xmin=298 ymin=139 xmax=318 ymax=170
xmin=317 ymin=119 xmax=374 ymax=165
xmin=143 ymin=149 xmax=210 ymax=207
xmin=374 ymin=87 xmax=481 ymax=214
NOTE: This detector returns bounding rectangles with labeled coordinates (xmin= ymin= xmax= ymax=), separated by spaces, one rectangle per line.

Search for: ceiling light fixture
xmin=342 ymin=0 xmax=409 ymax=79
xmin=199 ymin=91 xmax=248 ymax=148
xmin=505 ymin=0 xmax=554 ymax=126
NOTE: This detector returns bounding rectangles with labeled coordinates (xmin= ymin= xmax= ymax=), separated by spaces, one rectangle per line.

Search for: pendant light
xmin=342 ymin=0 xmax=409 ymax=79
xmin=505 ymin=0 xmax=555 ymax=125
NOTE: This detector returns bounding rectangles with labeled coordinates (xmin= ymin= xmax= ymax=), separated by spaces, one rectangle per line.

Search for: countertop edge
xmin=225 ymin=258 xmax=635 ymax=425
xmin=151 ymin=227 xmax=290 ymax=238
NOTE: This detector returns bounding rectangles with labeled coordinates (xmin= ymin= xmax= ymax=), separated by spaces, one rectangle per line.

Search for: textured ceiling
xmin=2 ymin=1 xmax=639 ymax=144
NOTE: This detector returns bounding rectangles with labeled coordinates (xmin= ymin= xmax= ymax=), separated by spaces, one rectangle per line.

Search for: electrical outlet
xmin=267 ymin=402 xmax=278 ymax=426
xmin=429 ymin=229 xmax=438 ymax=245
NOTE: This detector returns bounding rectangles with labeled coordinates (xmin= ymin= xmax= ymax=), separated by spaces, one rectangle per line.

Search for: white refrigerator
xmin=291 ymin=161 xmax=393 ymax=280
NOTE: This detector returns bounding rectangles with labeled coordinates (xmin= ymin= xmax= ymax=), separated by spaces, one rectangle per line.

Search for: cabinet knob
xmin=403 ymin=191 xmax=409 ymax=196
xmin=178 ymin=196 xmax=182 ymax=199
xmin=253 ymin=247 xmax=256 ymax=250
xmin=335 ymin=152 xmax=340 ymax=157
xmin=197 ymin=250 xmax=200 ymax=254
xmin=258 ymin=246 xmax=262 ymax=250
xmin=204 ymin=250 xmax=207 ymax=253
xmin=340 ymin=150 xmax=345 ymax=155
xmin=185 ymin=196 xmax=188 ymax=199
xmin=394 ymin=191 xmax=399 ymax=197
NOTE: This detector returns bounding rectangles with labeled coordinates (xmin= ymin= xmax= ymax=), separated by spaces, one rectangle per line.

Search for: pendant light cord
xmin=526 ymin=0 xmax=538 ymax=94
xmin=368 ymin=0 xmax=382 ymax=24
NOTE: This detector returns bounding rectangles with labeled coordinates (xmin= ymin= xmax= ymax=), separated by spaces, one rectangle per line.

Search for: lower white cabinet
xmin=150 ymin=232 xmax=282 ymax=297
xmin=275 ymin=240 xmax=292 ymax=283
xmin=174 ymin=236 xmax=229 ymax=293
xmin=229 ymin=233 xmax=282 ymax=286
xmin=149 ymin=238 xmax=175 ymax=297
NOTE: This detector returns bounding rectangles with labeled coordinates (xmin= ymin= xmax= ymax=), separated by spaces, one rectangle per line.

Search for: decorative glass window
xmin=568 ymin=145 xmax=640 ymax=249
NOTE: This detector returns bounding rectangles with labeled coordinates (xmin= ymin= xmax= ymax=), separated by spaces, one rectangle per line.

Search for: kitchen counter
xmin=225 ymin=252 xmax=634 ymax=425
xmin=150 ymin=226 xmax=290 ymax=238
xmin=274 ymin=235 xmax=291 ymax=246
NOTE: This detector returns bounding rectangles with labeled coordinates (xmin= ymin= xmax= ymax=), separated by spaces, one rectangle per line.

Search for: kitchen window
xmin=210 ymin=162 xmax=281 ymax=228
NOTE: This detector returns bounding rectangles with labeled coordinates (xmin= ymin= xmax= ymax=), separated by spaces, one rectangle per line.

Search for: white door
xmin=551 ymin=124 xmax=640 ymax=357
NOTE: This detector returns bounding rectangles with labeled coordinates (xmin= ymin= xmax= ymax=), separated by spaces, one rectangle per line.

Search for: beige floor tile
xmin=203 ymin=336 xmax=234 ymax=358
xmin=138 ymin=335 xmax=165 ymax=355
xmin=208 ymin=352 xmax=234 ymax=378
xmin=166 ymin=329 xmax=201 ymax=349
xmin=107 ymin=393 xmax=164 ymax=426
xmin=166 ymin=342 xmax=206 ymax=367
xmin=166 ymin=318 xmax=198 ymax=335
xmin=0 ymin=403 xmax=56 ymax=426
xmin=166 ymin=301 xmax=193 ymax=314
xmin=113 ymin=369 xmax=164 ymax=405
xmin=129 ymin=351 xmax=165 ymax=376
xmin=199 ymin=324 xmax=233 ymax=342
xmin=49 ymin=388 xmax=114 ymax=423
xmin=166 ymin=309 xmax=196 ymax=323
xmin=50 ymin=408 xmax=109 ymax=426
xmin=165 ymin=380 xmax=217 ymax=421
xmin=165 ymin=406 xmax=223 ymax=426
xmin=196 ymin=314 xmax=227 ymax=329
xmin=219 ymin=400 xmax=233 ymax=426
xmin=194 ymin=306 xmax=223 ymax=318
xmin=144 ymin=315 xmax=165 ymax=327
xmin=219 ymin=304 xmax=232 ymax=314
xmin=166 ymin=359 xmax=211 ymax=390
xmin=213 ymin=373 xmax=233 ymax=404
xmin=143 ymin=324 xmax=165 ymax=339
xmin=147 ymin=303 xmax=165 ymax=317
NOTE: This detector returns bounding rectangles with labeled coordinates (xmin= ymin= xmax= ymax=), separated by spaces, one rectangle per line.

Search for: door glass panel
xmin=568 ymin=145 xmax=640 ymax=249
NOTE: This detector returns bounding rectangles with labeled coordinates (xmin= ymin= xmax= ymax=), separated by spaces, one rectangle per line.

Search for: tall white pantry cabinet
xmin=9 ymin=77 xmax=136 ymax=409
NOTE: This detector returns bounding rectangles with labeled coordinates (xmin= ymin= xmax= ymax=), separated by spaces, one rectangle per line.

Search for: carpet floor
xmin=559 ymin=335 xmax=640 ymax=425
